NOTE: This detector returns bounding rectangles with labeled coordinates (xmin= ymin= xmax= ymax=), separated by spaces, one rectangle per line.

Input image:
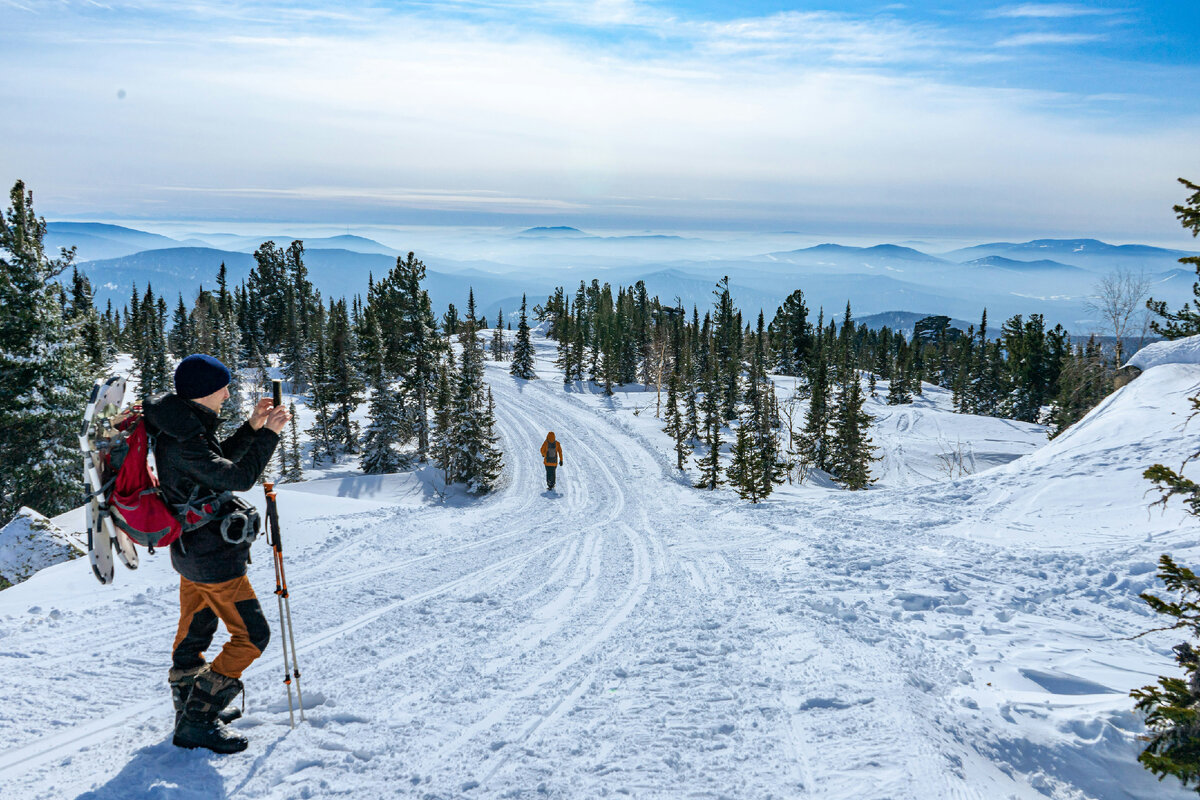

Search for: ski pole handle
xmin=271 ymin=380 xmax=283 ymax=408
xmin=263 ymin=482 xmax=281 ymax=550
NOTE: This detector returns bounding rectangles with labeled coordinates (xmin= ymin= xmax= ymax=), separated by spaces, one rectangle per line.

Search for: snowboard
xmin=80 ymin=375 xmax=139 ymax=584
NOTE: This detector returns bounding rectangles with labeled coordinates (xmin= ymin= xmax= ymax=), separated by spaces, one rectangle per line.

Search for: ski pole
xmin=263 ymin=482 xmax=305 ymax=726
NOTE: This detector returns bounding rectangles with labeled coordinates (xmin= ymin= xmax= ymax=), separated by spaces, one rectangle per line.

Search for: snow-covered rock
xmin=1126 ymin=333 xmax=1200 ymax=370
xmin=0 ymin=508 xmax=84 ymax=589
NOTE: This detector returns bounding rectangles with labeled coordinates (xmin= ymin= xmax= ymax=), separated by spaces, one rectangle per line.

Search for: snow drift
xmin=934 ymin=337 xmax=1200 ymax=547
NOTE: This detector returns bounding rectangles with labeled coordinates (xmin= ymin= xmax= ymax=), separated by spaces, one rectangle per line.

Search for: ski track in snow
xmin=0 ymin=334 xmax=1197 ymax=799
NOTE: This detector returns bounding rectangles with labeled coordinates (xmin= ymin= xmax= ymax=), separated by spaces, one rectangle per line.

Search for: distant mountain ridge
xmin=517 ymin=226 xmax=591 ymax=238
xmin=853 ymin=311 xmax=975 ymax=335
xmin=943 ymin=238 xmax=1197 ymax=265
xmin=57 ymin=221 xmax=1200 ymax=332
xmin=787 ymin=243 xmax=946 ymax=263
xmin=45 ymin=222 xmax=183 ymax=261
xmin=964 ymin=256 xmax=1085 ymax=273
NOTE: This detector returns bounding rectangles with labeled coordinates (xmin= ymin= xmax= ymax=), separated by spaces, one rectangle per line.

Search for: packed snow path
xmin=1 ymin=335 xmax=1197 ymax=799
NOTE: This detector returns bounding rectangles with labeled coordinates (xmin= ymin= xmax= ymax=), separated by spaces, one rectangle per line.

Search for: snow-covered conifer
xmin=694 ymin=368 xmax=723 ymax=490
xmin=0 ymin=181 xmax=92 ymax=519
xmin=360 ymin=317 xmax=411 ymax=474
xmin=510 ymin=293 xmax=536 ymax=379
xmin=491 ymin=308 xmax=506 ymax=362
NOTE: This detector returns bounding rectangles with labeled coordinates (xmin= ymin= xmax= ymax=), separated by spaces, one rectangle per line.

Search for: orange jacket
xmin=540 ymin=433 xmax=563 ymax=467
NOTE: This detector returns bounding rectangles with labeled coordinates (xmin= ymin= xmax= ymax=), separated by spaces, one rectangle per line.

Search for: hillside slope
xmin=0 ymin=336 xmax=1195 ymax=798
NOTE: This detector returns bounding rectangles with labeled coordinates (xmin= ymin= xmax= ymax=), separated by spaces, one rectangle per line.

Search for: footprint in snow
xmin=799 ymin=696 xmax=874 ymax=711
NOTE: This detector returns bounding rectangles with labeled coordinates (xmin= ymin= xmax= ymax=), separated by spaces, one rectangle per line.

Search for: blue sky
xmin=1 ymin=1 xmax=1197 ymax=241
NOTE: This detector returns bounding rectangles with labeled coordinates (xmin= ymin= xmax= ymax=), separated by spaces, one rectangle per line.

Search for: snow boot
xmin=169 ymin=665 xmax=242 ymax=728
xmin=173 ymin=666 xmax=248 ymax=754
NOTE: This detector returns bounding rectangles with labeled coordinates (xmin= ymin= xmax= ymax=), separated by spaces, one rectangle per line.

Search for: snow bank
xmin=937 ymin=359 xmax=1200 ymax=547
xmin=0 ymin=508 xmax=84 ymax=589
xmin=1126 ymin=334 xmax=1200 ymax=370
xmin=865 ymin=381 xmax=1046 ymax=486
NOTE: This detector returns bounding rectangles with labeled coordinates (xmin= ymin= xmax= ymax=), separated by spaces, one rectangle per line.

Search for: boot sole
xmin=172 ymin=734 xmax=248 ymax=754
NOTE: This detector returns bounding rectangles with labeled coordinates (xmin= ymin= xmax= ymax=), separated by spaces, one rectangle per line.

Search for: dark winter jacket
xmin=143 ymin=393 xmax=279 ymax=584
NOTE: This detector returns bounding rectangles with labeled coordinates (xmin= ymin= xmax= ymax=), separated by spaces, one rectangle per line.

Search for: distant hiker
xmin=143 ymin=354 xmax=289 ymax=754
xmin=541 ymin=431 xmax=563 ymax=490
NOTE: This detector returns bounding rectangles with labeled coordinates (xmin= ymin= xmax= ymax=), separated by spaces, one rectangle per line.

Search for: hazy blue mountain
xmin=769 ymin=243 xmax=947 ymax=264
xmin=78 ymin=247 xmax=256 ymax=306
xmin=188 ymin=233 xmax=401 ymax=255
xmin=854 ymin=311 xmax=975 ymax=335
xmin=77 ymin=246 xmax=538 ymax=323
xmin=46 ymin=222 xmax=183 ymax=261
xmin=305 ymin=235 xmax=401 ymax=256
xmin=943 ymin=239 xmax=1198 ymax=271
xmin=516 ymin=226 xmax=592 ymax=238
xmin=67 ymin=224 xmax=1200 ymax=338
xmin=963 ymin=256 xmax=1086 ymax=273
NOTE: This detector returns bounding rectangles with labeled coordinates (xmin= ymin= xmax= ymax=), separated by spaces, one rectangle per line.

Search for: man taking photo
xmin=143 ymin=354 xmax=289 ymax=754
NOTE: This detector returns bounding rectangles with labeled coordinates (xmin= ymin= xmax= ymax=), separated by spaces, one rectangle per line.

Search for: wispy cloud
xmin=0 ymin=0 xmax=1193 ymax=238
xmin=694 ymin=11 xmax=951 ymax=65
xmin=161 ymin=186 xmax=587 ymax=213
xmin=989 ymin=3 xmax=1121 ymax=18
xmin=995 ymin=31 xmax=1107 ymax=47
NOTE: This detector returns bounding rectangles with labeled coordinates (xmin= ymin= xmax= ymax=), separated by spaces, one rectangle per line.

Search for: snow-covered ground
xmin=1 ymin=333 xmax=1197 ymax=799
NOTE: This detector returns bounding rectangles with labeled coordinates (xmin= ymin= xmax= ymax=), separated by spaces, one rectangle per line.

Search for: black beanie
xmin=174 ymin=354 xmax=232 ymax=399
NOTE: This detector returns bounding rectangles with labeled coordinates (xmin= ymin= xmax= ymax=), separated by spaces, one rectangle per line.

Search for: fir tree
xmin=68 ymin=268 xmax=106 ymax=374
xmin=1146 ymin=178 xmax=1200 ymax=339
xmin=431 ymin=349 xmax=457 ymax=483
xmin=280 ymin=402 xmax=305 ymax=483
xmin=0 ymin=181 xmax=92 ymax=519
xmin=132 ymin=285 xmax=171 ymax=399
xmin=712 ymin=276 xmax=740 ymax=421
xmin=474 ymin=388 xmax=505 ymax=492
xmin=511 ymin=293 xmax=536 ymax=379
xmin=370 ymin=253 xmax=440 ymax=460
xmin=360 ymin=317 xmax=410 ymax=474
xmin=451 ymin=325 xmax=504 ymax=492
xmin=491 ymin=308 xmax=506 ymax=361
xmin=662 ymin=373 xmax=688 ymax=471
xmin=442 ymin=303 xmax=459 ymax=337
xmin=305 ymin=308 xmax=336 ymax=466
xmin=1133 ymin=185 xmax=1200 ymax=784
xmin=802 ymin=313 xmax=833 ymax=471
xmin=770 ymin=288 xmax=813 ymax=376
xmin=754 ymin=381 xmax=786 ymax=499
xmin=169 ymin=294 xmax=192 ymax=358
xmin=827 ymin=368 xmax=877 ymax=490
xmin=1131 ymin=551 xmax=1200 ymax=790
xmin=326 ymin=298 xmax=364 ymax=453
xmin=684 ymin=374 xmax=700 ymax=443
xmin=726 ymin=413 xmax=760 ymax=502
xmin=694 ymin=367 xmax=723 ymax=490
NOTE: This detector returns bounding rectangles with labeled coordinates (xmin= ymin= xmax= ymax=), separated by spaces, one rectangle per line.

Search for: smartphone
xmin=272 ymin=379 xmax=283 ymax=408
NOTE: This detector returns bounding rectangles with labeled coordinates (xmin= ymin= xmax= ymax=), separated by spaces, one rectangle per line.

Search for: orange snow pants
xmin=172 ymin=575 xmax=270 ymax=679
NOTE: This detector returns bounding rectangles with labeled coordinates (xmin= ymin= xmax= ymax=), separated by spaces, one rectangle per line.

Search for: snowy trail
xmin=0 ymin=336 xmax=1196 ymax=799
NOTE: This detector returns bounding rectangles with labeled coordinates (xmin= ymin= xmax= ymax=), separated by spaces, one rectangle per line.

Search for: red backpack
xmin=104 ymin=412 xmax=231 ymax=553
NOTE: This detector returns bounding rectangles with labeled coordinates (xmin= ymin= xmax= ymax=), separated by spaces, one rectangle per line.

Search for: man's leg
xmin=172 ymin=576 xmax=218 ymax=671
xmin=174 ymin=576 xmax=269 ymax=754
xmin=204 ymin=575 xmax=271 ymax=680
xmin=547 ymin=465 xmax=556 ymax=489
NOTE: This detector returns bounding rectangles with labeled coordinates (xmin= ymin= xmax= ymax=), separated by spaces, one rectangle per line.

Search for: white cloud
xmin=161 ymin=186 xmax=586 ymax=213
xmin=995 ymin=31 xmax=1107 ymax=46
xmin=989 ymin=3 xmax=1120 ymax=18
xmin=0 ymin=1 xmax=1192 ymax=238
